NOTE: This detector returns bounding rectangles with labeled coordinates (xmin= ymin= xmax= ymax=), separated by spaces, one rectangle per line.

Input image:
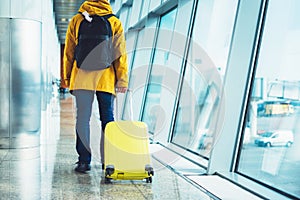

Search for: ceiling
xmin=53 ymin=0 xmax=85 ymax=44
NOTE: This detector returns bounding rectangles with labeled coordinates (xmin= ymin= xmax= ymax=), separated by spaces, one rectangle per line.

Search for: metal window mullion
xmin=8 ymin=18 xmax=12 ymax=148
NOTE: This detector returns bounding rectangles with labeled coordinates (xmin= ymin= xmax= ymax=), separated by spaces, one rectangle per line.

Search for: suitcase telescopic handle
xmin=115 ymin=89 xmax=133 ymax=121
xmin=127 ymin=89 xmax=134 ymax=121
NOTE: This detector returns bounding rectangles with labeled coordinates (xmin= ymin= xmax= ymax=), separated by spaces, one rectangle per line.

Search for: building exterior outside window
xmin=238 ymin=0 xmax=300 ymax=197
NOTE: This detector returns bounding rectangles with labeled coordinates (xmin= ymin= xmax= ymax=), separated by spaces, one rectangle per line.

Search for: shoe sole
xmin=75 ymin=168 xmax=91 ymax=173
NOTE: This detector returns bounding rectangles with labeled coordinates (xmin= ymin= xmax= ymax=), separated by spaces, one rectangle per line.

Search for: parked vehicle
xmin=254 ymin=130 xmax=294 ymax=147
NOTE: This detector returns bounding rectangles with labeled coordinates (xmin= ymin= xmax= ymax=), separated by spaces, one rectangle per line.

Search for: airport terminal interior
xmin=0 ymin=0 xmax=300 ymax=199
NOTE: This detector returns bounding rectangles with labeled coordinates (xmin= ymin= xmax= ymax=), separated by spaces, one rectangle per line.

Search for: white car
xmin=254 ymin=130 xmax=294 ymax=147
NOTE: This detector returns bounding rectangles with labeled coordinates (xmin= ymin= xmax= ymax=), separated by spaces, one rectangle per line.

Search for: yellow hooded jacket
xmin=63 ymin=0 xmax=128 ymax=95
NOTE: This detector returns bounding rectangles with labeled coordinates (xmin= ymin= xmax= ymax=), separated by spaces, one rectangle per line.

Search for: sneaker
xmin=75 ymin=162 xmax=91 ymax=173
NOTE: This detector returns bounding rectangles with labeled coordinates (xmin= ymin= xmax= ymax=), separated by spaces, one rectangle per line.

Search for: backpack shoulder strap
xmin=98 ymin=14 xmax=116 ymax=37
xmin=78 ymin=12 xmax=116 ymax=20
xmin=102 ymin=14 xmax=116 ymax=20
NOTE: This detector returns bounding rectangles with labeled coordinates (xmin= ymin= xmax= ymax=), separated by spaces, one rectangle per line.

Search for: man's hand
xmin=116 ymin=87 xmax=127 ymax=93
xmin=61 ymin=79 xmax=70 ymax=88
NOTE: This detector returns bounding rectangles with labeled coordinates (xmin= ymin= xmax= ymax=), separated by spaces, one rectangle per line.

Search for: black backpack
xmin=75 ymin=13 xmax=115 ymax=70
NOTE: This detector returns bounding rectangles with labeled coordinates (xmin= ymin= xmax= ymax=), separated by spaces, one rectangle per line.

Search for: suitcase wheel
xmin=146 ymin=177 xmax=152 ymax=183
xmin=104 ymin=177 xmax=112 ymax=184
xmin=105 ymin=165 xmax=115 ymax=176
xmin=145 ymin=164 xmax=154 ymax=176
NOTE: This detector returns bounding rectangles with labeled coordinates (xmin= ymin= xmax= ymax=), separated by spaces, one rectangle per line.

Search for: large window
xmin=141 ymin=8 xmax=178 ymax=136
xmin=122 ymin=20 xmax=158 ymax=121
xmin=171 ymin=0 xmax=238 ymax=158
xmin=238 ymin=0 xmax=300 ymax=198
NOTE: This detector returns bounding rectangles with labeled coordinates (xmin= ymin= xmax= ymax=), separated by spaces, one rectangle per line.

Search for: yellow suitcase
xmin=104 ymin=120 xmax=154 ymax=183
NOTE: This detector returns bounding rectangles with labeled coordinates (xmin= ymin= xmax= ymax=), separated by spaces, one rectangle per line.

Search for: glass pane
xmin=141 ymin=0 xmax=151 ymax=19
xmin=142 ymin=8 xmax=178 ymax=135
xmin=0 ymin=0 xmax=10 ymax=17
xmin=149 ymin=0 xmax=161 ymax=11
xmin=125 ymin=30 xmax=137 ymax=71
xmin=238 ymin=0 xmax=300 ymax=198
xmin=122 ymin=20 xmax=158 ymax=120
xmin=128 ymin=0 xmax=143 ymax=27
xmin=112 ymin=0 xmax=122 ymax=12
xmin=119 ymin=8 xmax=129 ymax=30
xmin=171 ymin=0 xmax=239 ymax=158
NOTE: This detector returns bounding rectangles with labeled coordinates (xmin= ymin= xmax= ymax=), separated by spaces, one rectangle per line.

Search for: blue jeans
xmin=73 ymin=90 xmax=114 ymax=164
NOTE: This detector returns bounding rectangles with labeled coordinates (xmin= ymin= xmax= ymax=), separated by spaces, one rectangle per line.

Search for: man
xmin=63 ymin=0 xmax=128 ymax=173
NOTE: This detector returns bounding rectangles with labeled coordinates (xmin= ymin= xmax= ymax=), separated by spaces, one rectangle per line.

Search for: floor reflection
xmin=0 ymin=93 xmax=214 ymax=200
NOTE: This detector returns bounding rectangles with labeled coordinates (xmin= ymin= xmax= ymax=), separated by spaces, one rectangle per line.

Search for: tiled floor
xmin=0 ymin=93 xmax=215 ymax=200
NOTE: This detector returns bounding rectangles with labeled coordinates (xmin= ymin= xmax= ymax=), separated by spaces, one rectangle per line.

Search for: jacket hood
xmin=78 ymin=0 xmax=113 ymax=16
